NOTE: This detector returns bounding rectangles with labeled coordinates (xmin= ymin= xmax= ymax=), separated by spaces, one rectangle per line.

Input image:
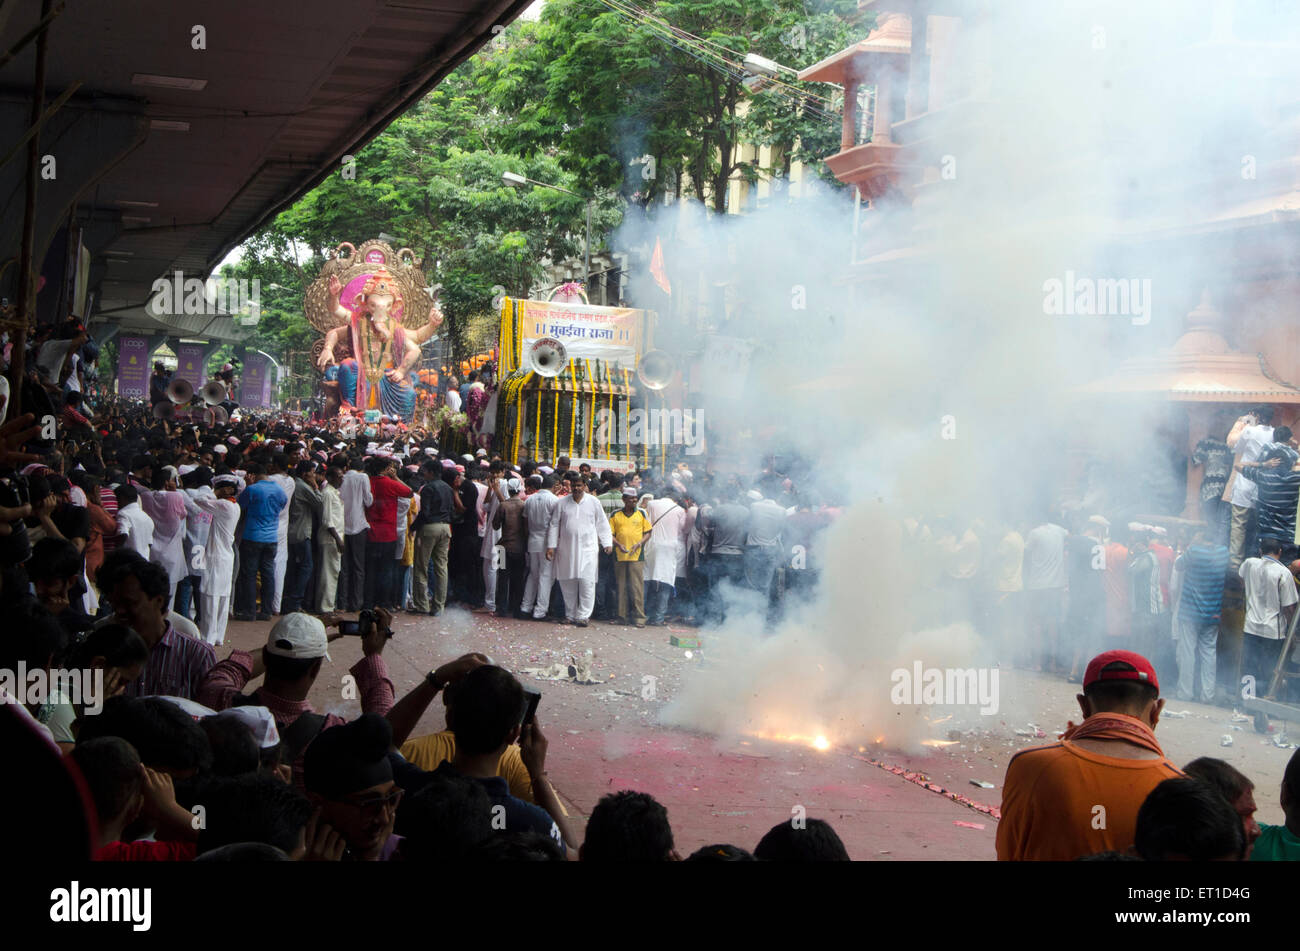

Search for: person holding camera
xmin=196 ymin=609 xmax=396 ymax=786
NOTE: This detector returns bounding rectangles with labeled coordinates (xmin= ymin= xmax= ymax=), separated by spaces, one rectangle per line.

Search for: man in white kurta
xmin=522 ymin=475 xmax=560 ymax=619
xmin=545 ymin=474 xmax=612 ymax=626
xmin=181 ymin=474 xmax=215 ymax=621
xmin=132 ymin=470 xmax=188 ymax=610
xmin=195 ymin=477 xmax=241 ymax=646
xmin=478 ymin=474 xmax=505 ymax=613
xmin=644 ymin=494 xmax=687 ymax=626
xmin=267 ymin=458 xmax=296 ymax=614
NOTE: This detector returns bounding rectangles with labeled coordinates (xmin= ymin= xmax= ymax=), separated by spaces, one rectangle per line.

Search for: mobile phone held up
xmin=338 ymin=609 xmax=388 ymax=637
xmin=521 ymin=689 xmax=541 ymax=729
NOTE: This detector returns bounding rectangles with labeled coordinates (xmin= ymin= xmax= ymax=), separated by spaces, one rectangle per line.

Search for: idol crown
xmin=361 ymin=265 xmax=399 ymax=297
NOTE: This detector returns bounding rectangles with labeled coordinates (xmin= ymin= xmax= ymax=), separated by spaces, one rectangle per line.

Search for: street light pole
xmin=584 ymin=198 xmax=592 ymax=286
xmin=504 ymin=171 xmax=594 ymax=287
xmin=255 ymin=348 xmax=283 ymax=407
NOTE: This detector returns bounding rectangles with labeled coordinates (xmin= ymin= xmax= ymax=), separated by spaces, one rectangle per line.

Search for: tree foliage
xmin=223 ymin=0 xmax=865 ymax=368
xmin=482 ymin=0 xmax=860 ymax=210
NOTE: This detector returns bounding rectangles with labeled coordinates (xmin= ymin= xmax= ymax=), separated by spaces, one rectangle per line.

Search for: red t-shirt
xmin=1150 ymin=542 xmax=1175 ymax=606
xmin=366 ymin=475 xmax=413 ymax=543
xmin=94 ymin=840 xmax=196 ymax=861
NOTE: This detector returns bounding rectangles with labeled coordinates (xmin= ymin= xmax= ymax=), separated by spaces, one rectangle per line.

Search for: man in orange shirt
xmin=996 ymin=650 xmax=1182 ymax=860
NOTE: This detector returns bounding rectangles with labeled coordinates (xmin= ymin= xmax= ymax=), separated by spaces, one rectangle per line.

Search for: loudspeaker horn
xmin=201 ymin=380 xmax=228 ymax=405
xmin=152 ymin=402 xmax=175 ymax=420
xmin=167 ymin=378 xmax=194 ymax=404
xmin=636 ymin=349 xmax=674 ymax=391
xmin=527 ymin=337 xmax=569 ymax=378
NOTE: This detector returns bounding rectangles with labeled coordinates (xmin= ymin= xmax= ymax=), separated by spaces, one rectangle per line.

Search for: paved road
xmin=217 ymin=607 xmax=1293 ymax=858
xmin=219 ymin=607 xmax=998 ymax=859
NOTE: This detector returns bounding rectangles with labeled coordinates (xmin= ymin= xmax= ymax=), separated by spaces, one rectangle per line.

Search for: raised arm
xmin=1226 ymin=415 xmax=1253 ymax=449
xmin=328 ymin=273 xmax=351 ymax=324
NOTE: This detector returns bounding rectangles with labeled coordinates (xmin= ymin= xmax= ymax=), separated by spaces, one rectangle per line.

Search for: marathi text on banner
xmin=519 ymin=299 xmax=644 ymax=368
xmin=117 ymin=336 xmax=149 ymax=399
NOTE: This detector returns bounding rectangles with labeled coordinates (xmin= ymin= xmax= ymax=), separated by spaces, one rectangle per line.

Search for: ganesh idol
xmin=309 ymin=241 xmax=443 ymax=424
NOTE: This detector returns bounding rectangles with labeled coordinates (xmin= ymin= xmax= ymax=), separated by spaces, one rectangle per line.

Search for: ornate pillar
xmin=872 ymin=71 xmax=894 ymax=144
xmin=842 ymin=76 xmax=861 ymax=151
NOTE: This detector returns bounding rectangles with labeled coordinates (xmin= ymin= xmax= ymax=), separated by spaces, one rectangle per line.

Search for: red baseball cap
xmin=1084 ymin=650 xmax=1159 ymax=693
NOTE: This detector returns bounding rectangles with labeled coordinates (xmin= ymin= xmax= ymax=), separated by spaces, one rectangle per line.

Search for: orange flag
xmin=650 ymin=237 xmax=671 ymax=295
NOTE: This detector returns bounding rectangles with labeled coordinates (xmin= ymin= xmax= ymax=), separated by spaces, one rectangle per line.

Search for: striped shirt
xmin=1249 ymin=464 xmax=1300 ymax=544
xmin=99 ymin=486 xmax=119 ymax=553
xmin=597 ymin=491 xmax=623 ymax=518
xmin=1176 ymin=544 xmax=1229 ymax=623
xmin=123 ymin=623 xmax=217 ymax=700
xmin=196 ymin=650 xmax=394 ymax=787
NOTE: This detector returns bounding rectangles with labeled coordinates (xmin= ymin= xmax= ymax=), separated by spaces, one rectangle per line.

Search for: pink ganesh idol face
xmin=366 ymin=291 xmax=394 ymax=315
xmin=343 ymin=274 xmax=402 ymax=321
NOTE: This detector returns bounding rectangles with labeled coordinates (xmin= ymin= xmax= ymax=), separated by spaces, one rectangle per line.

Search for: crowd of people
xmin=0 ymin=333 xmax=851 ymax=863
xmin=3 ymin=323 xmax=1298 ymax=863
xmin=907 ymin=406 xmax=1300 ymax=707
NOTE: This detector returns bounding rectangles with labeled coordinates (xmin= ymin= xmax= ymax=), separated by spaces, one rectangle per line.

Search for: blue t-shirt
xmin=238 ymin=480 xmax=288 ymax=543
xmin=1177 ymin=543 xmax=1229 ymax=623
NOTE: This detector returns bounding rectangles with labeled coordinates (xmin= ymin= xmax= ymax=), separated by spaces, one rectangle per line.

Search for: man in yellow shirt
xmin=609 ymin=487 xmax=652 ymax=628
xmin=400 ymin=729 xmax=535 ymax=802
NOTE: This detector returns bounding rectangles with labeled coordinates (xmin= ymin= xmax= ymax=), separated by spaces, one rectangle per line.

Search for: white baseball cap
xmin=156 ymin=696 xmax=217 ymax=719
xmin=210 ymin=706 xmax=281 ymax=749
xmin=264 ymin=613 xmax=331 ymax=661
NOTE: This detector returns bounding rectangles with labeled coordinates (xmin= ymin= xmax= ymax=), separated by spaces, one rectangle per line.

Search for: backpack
xmin=230 ymin=690 xmax=327 ymax=764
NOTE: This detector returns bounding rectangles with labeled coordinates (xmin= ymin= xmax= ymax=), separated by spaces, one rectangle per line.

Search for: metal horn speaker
xmin=636 ymin=349 xmax=674 ymax=391
xmin=167 ymin=378 xmax=194 ymax=404
xmin=152 ymin=402 xmax=175 ymax=420
xmin=527 ymin=337 xmax=569 ymax=377
xmin=201 ymin=380 xmax=228 ymax=405
xmin=205 ymin=405 xmax=229 ymax=426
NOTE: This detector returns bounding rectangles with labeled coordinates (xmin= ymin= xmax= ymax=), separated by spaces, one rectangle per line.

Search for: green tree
xmin=482 ymin=0 xmax=861 ymax=211
xmin=240 ymin=54 xmax=614 ymax=364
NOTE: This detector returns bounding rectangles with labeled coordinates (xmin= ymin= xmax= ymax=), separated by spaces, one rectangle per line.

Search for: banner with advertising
xmin=518 ymin=299 xmax=644 ymax=368
xmin=571 ymin=457 xmax=638 ymax=474
xmin=174 ymin=343 xmax=206 ymax=389
xmin=240 ymin=352 xmax=272 ymax=408
xmin=117 ymin=336 xmax=149 ymax=399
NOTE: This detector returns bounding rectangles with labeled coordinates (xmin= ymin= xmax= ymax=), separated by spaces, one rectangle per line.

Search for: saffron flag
xmin=650 ymin=237 xmax=671 ymax=295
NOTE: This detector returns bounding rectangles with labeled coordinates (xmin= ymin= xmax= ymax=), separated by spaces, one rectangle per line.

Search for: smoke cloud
xmin=628 ymin=1 xmax=1300 ymax=751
